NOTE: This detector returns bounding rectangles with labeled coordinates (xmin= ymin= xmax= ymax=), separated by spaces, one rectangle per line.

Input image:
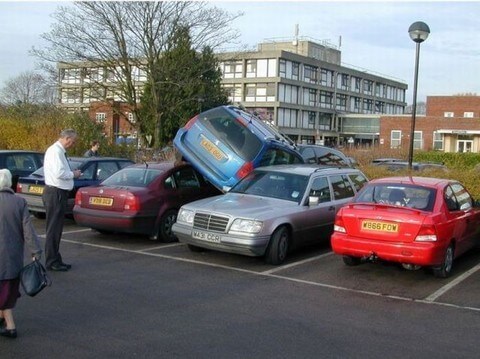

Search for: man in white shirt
xmin=42 ymin=129 xmax=82 ymax=271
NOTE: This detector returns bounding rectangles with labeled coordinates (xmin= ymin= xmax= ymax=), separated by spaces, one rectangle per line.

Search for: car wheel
xmin=433 ymin=244 xmax=454 ymax=278
xmin=342 ymin=255 xmax=361 ymax=266
xmin=33 ymin=212 xmax=46 ymax=219
xmin=187 ymin=244 xmax=205 ymax=252
xmin=265 ymin=226 xmax=289 ymax=265
xmin=153 ymin=210 xmax=178 ymax=243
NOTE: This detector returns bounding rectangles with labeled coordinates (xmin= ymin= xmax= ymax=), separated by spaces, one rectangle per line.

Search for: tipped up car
xmin=331 ymin=176 xmax=480 ymax=277
xmin=173 ymin=105 xmax=304 ymax=192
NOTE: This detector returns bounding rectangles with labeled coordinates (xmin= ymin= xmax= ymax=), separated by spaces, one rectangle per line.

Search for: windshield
xmin=355 ymin=183 xmax=436 ymax=211
xmin=102 ymin=168 xmax=164 ymax=187
xmin=230 ymin=170 xmax=308 ymax=203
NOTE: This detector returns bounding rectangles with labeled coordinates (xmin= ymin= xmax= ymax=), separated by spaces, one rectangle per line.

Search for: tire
xmin=187 ymin=244 xmax=205 ymax=252
xmin=342 ymin=255 xmax=362 ymax=266
xmin=433 ymin=244 xmax=454 ymax=278
xmin=33 ymin=212 xmax=46 ymax=219
xmin=152 ymin=210 xmax=178 ymax=243
xmin=265 ymin=226 xmax=290 ymax=265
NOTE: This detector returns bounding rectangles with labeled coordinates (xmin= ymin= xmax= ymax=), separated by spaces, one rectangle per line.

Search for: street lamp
xmin=407 ymin=21 xmax=430 ymax=170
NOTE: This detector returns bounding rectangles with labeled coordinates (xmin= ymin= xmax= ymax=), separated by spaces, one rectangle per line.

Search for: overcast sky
xmin=0 ymin=1 xmax=478 ymax=103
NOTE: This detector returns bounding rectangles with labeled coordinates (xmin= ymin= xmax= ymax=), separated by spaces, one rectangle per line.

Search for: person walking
xmin=0 ymin=169 xmax=42 ymax=339
xmin=83 ymin=140 xmax=100 ymax=157
xmin=42 ymin=129 xmax=81 ymax=272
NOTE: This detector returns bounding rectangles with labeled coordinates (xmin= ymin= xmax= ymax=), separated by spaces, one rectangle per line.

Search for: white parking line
xmin=262 ymin=252 xmax=333 ymax=274
xmin=38 ymin=228 xmax=91 ymax=238
xmin=60 ymin=238 xmax=480 ymax=313
xmin=424 ymin=262 xmax=480 ymax=302
xmin=137 ymin=243 xmax=184 ymax=252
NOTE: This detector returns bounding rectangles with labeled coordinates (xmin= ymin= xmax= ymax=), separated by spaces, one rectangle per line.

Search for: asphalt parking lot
xmin=2 ymin=217 xmax=480 ymax=358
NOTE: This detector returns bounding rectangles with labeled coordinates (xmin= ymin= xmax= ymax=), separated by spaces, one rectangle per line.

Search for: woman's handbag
xmin=19 ymin=259 xmax=52 ymax=297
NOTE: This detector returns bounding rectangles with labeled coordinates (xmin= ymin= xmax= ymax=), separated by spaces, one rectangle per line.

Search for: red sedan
xmin=73 ymin=162 xmax=221 ymax=242
xmin=331 ymin=176 xmax=480 ymax=277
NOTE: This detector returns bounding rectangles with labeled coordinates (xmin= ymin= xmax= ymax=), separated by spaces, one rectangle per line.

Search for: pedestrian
xmin=42 ymin=129 xmax=82 ymax=272
xmin=83 ymin=140 xmax=100 ymax=157
xmin=0 ymin=169 xmax=42 ymax=339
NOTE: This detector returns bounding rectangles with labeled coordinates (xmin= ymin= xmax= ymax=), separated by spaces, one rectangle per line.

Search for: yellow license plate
xmin=361 ymin=220 xmax=398 ymax=233
xmin=200 ymin=137 xmax=226 ymax=161
xmin=89 ymin=197 xmax=113 ymax=206
xmin=29 ymin=185 xmax=44 ymax=194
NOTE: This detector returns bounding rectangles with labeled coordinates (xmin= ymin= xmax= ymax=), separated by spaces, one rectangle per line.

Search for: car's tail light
xmin=334 ymin=215 xmax=346 ymax=233
xmin=235 ymin=162 xmax=254 ymax=180
xmin=184 ymin=115 xmax=198 ymax=130
xmin=75 ymin=191 xmax=82 ymax=206
xmin=415 ymin=224 xmax=437 ymax=242
xmin=124 ymin=193 xmax=140 ymax=211
xmin=16 ymin=183 xmax=23 ymax=193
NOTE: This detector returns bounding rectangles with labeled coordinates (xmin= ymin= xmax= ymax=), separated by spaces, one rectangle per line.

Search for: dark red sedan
xmin=331 ymin=176 xmax=480 ymax=277
xmin=73 ymin=162 xmax=221 ymax=242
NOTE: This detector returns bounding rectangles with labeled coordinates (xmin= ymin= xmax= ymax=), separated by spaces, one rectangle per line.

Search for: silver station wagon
xmin=172 ymin=164 xmax=368 ymax=264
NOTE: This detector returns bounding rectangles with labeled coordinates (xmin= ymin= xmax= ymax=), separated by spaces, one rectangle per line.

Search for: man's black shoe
xmin=61 ymin=262 xmax=72 ymax=269
xmin=0 ymin=327 xmax=17 ymax=339
xmin=47 ymin=263 xmax=69 ymax=272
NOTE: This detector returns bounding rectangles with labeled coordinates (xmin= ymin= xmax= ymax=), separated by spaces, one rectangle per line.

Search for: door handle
xmin=328 ymin=206 xmax=335 ymax=211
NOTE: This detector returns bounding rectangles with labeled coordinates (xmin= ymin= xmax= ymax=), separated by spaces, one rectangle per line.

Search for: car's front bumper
xmin=172 ymin=222 xmax=270 ymax=257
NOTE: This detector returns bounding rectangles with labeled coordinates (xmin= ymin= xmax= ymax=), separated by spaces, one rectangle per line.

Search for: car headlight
xmin=230 ymin=219 xmax=263 ymax=234
xmin=177 ymin=208 xmax=194 ymax=225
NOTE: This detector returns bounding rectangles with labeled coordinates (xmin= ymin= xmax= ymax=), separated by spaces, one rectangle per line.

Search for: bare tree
xmin=0 ymin=71 xmax=56 ymax=105
xmin=31 ymin=1 xmax=242 ymax=146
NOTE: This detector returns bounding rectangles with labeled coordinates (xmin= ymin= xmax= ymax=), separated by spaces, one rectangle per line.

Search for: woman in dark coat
xmin=0 ymin=169 xmax=42 ymax=339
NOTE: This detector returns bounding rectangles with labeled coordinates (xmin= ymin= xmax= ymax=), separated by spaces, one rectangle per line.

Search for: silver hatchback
xmin=172 ymin=164 xmax=368 ymax=264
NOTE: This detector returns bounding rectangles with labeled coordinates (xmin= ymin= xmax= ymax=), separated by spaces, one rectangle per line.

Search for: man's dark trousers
xmin=42 ymin=186 xmax=69 ymax=268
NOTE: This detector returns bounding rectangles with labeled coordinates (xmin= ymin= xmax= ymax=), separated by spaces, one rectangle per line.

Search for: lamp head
xmin=409 ymin=21 xmax=430 ymax=43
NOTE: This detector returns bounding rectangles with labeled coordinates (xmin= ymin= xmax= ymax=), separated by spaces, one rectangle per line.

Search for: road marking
xmin=137 ymin=243 xmax=183 ymax=252
xmin=60 ymin=238 xmax=480 ymax=313
xmin=262 ymin=251 xmax=333 ymax=274
xmin=38 ymin=228 xmax=91 ymax=238
xmin=424 ymin=262 xmax=480 ymax=302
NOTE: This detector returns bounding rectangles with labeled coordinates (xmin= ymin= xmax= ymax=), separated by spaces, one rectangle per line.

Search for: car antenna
xmin=143 ymin=160 xmax=149 ymax=169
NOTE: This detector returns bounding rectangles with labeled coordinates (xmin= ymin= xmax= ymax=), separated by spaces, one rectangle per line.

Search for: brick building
xmin=379 ymin=96 xmax=480 ymax=153
xmin=88 ymin=101 xmax=137 ymax=141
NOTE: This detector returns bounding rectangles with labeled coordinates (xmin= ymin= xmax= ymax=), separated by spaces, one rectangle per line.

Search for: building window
xmin=433 ymin=131 xmax=444 ymax=150
xmin=320 ymin=68 xmax=334 ymax=87
xmin=414 ymin=131 xmax=423 ymax=150
xmin=464 ymin=112 xmax=474 ymax=118
xmin=96 ymin=113 xmax=106 ymax=123
xmin=246 ymin=83 xmax=276 ymax=102
xmin=127 ymin=112 xmax=135 ymax=124
xmin=278 ymin=84 xmax=298 ymax=104
xmin=364 ymin=80 xmax=373 ymax=95
xmin=444 ymin=112 xmax=454 ymax=117
xmin=336 ymin=94 xmax=347 ymax=110
xmin=338 ymin=74 xmax=349 ymax=90
xmin=391 ymin=130 xmax=401 ymax=148
xmin=363 ymin=99 xmax=373 ymax=113
xmin=292 ymin=62 xmax=299 ymax=80
xmin=246 ymin=60 xmax=257 ymax=78
xmin=319 ymin=91 xmax=333 ymax=108
xmin=318 ymin=114 xmax=331 ymax=131
xmin=223 ymin=83 xmax=242 ymax=103
xmin=222 ymin=61 xmax=243 ymax=79
xmin=304 ymin=65 xmax=318 ymax=83
xmin=279 ymin=59 xmax=286 ymax=77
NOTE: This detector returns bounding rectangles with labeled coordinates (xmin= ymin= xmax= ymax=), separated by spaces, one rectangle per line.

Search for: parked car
xmin=172 ymin=164 xmax=368 ymax=264
xmin=372 ymin=160 xmax=447 ymax=172
xmin=173 ymin=105 xmax=304 ymax=192
xmin=73 ymin=162 xmax=221 ymax=242
xmin=0 ymin=150 xmax=44 ymax=190
xmin=331 ymin=176 xmax=480 ymax=277
xmin=371 ymin=158 xmax=403 ymax=164
xmin=297 ymin=144 xmax=353 ymax=167
xmin=16 ymin=156 xmax=135 ymax=218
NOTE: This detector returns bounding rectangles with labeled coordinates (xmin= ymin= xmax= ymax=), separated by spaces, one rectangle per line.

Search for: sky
xmin=0 ymin=0 xmax=479 ymax=104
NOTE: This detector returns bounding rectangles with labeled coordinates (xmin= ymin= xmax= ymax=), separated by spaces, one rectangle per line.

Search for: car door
xmin=294 ymin=175 xmax=337 ymax=244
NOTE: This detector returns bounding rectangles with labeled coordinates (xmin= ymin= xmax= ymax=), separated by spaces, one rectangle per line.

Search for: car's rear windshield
xmin=102 ymin=168 xmax=164 ymax=187
xmin=355 ymin=183 xmax=436 ymax=211
xmin=199 ymin=107 xmax=263 ymax=161
xmin=230 ymin=170 xmax=308 ymax=204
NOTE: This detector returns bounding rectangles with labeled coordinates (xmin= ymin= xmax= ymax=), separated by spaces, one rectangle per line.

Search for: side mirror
xmin=308 ymin=196 xmax=319 ymax=206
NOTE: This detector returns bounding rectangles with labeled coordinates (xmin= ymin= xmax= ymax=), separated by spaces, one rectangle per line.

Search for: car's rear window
xmin=355 ymin=184 xmax=436 ymax=211
xmin=199 ymin=107 xmax=263 ymax=161
xmin=230 ymin=170 xmax=308 ymax=203
xmin=102 ymin=168 xmax=164 ymax=187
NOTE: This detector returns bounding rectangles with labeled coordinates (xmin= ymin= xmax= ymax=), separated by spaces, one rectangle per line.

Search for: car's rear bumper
xmin=73 ymin=208 xmax=155 ymax=235
xmin=172 ymin=222 xmax=270 ymax=257
xmin=331 ymin=232 xmax=447 ymax=266
xmin=19 ymin=193 xmax=75 ymax=215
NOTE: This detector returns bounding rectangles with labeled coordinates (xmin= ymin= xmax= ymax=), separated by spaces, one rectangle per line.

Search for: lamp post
xmin=407 ymin=21 xmax=430 ymax=170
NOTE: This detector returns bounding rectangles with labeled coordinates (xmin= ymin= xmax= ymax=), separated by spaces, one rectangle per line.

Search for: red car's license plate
xmin=361 ymin=220 xmax=398 ymax=233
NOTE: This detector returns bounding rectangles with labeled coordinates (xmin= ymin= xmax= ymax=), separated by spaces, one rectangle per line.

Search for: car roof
xmin=68 ymin=156 xmax=134 ymax=162
xmin=254 ymin=164 xmax=361 ymax=176
xmin=125 ymin=161 xmax=178 ymax=170
xmin=0 ymin=150 xmax=43 ymax=154
xmin=368 ymin=176 xmax=452 ymax=188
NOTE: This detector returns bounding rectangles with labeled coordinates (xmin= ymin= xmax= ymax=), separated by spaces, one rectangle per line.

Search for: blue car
xmin=174 ymin=105 xmax=304 ymax=191
xmin=16 ymin=156 xmax=135 ymax=218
